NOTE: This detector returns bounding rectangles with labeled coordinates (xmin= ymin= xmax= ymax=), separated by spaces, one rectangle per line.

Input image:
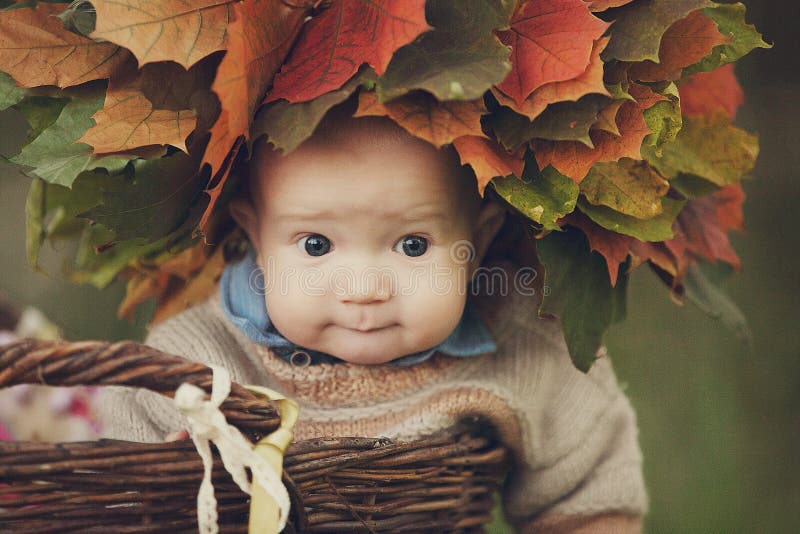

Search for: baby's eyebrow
xmin=274 ymin=210 xmax=337 ymax=222
xmin=275 ymin=206 xmax=449 ymax=223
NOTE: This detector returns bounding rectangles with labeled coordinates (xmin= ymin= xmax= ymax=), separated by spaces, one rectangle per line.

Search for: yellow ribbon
xmin=244 ymin=385 xmax=299 ymax=534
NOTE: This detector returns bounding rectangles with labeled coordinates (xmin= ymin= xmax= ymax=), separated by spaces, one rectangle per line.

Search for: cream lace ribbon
xmin=174 ymin=365 xmax=296 ymax=534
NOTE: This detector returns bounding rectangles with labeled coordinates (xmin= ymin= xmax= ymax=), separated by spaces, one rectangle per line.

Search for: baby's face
xmin=244 ymin=123 xmax=482 ymax=364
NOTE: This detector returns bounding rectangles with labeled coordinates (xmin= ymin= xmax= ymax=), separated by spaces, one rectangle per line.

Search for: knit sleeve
xmin=494 ymin=315 xmax=649 ymax=530
xmin=97 ymin=297 xmax=266 ymax=443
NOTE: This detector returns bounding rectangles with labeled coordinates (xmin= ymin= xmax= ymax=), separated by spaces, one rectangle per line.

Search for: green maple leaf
xmin=684 ymin=263 xmax=752 ymax=346
xmin=70 ymin=202 xmax=203 ymax=289
xmin=80 ymin=149 xmax=208 ymax=242
xmin=491 ymin=156 xmax=579 ymax=231
xmin=10 ymin=82 xmax=131 ymax=187
xmin=642 ymin=82 xmax=682 ymax=156
xmin=24 ymin=172 xmax=106 ymax=269
xmin=578 ymin=196 xmax=684 ymax=241
xmin=12 ymin=95 xmax=69 ymax=151
xmin=377 ymin=0 xmax=513 ymax=102
xmin=69 ymin=224 xmax=157 ymax=288
xmin=0 ymin=71 xmax=23 ymax=111
xmin=644 ymin=113 xmax=758 ymax=187
xmin=669 ymin=173 xmax=720 ymax=198
xmin=252 ymin=67 xmax=377 ymax=154
xmin=602 ymin=0 xmax=714 ymax=62
xmin=684 ymin=2 xmax=771 ymax=76
xmin=537 ymin=226 xmax=629 ymax=372
xmin=489 ymin=94 xmax=610 ymax=151
xmin=580 ymin=159 xmax=670 ymax=220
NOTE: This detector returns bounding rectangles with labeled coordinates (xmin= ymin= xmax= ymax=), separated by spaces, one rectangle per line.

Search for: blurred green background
xmin=1 ymin=2 xmax=797 ymax=532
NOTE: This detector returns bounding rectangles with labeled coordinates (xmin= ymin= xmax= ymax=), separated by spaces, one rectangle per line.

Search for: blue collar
xmin=219 ymin=247 xmax=497 ymax=367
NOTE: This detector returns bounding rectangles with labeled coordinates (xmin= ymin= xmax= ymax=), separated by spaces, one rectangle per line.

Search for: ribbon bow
xmin=174 ymin=365 xmax=296 ymax=534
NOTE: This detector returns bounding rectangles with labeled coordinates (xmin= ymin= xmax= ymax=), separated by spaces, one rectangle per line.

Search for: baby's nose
xmin=332 ymin=266 xmax=394 ymax=303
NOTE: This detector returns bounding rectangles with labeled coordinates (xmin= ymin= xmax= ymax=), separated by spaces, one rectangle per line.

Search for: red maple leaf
xmin=496 ymin=0 xmax=608 ymax=105
xmin=564 ymin=210 xmax=633 ymax=286
xmin=492 ymin=37 xmax=610 ymax=121
xmin=679 ymin=64 xmax=745 ymax=120
xmin=267 ymin=0 xmax=430 ymax=104
xmin=666 ymin=183 xmax=745 ymax=269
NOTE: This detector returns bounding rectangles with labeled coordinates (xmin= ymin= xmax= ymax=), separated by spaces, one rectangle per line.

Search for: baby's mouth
xmin=343 ymin=324 xmax=395 ymax=333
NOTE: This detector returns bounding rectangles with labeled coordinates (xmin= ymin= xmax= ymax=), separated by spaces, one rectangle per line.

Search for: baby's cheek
xmin=264 ymin=290 xmax=320 ymax=346
xmin=404 ymin=287 xmax=465 ymax=344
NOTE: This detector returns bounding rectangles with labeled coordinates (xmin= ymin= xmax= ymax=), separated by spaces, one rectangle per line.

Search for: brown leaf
xmin=355 ymin=90 xmax=487 ymax=148
xmin=90 ymin=0 xmax=235 ymax=69
xmin=452 ymin=135 xmax=524 ymax=196
xmin=0 ymin=3 xmax=130 ymax=88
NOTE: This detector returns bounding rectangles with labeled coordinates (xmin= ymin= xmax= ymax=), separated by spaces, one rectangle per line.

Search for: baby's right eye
xmin=297 ymin=234 xmax=332 ymax=257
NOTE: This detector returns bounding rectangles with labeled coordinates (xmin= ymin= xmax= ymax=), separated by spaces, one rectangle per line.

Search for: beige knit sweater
xmin=99 ymin=262 xmax=648 ymax=532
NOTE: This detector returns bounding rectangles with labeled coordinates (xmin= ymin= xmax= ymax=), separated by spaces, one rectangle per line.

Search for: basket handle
xmin=0 ymin=338 xmax=280 ymax=436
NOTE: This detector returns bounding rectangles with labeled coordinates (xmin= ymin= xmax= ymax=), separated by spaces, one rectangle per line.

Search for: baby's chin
xmin=310 ymin=325 xmax=440 ymax=366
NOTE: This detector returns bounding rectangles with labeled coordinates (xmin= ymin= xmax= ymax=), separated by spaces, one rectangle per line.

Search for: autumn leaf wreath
xmin=0 ymin=0 xmax=769 ymax=371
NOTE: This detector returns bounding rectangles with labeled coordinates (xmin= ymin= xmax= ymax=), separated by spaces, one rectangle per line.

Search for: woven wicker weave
xmin=0 ymin=339 xmax=509 ymax=533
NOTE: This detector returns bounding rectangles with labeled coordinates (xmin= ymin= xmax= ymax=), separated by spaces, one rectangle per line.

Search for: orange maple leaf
xmin=355 ymin=90 xmax=487 ymax=149
xmin=493 ymin=37 xmax=610 ymax=121
xmin=79 ymin=77 xmax=196 ymax=154
xmin=679 ymin=64 xmax=745 ymax=120
xmin=268 ymin=0 xmax=430 ymax=104
xmin=452 ymin=135 xmax=525 ymax=196
xmin=198 ymin=0 xmax=306 ymax=232
xmin=532 ymin=84 xmax=664 ymax=182
xmin=0 ymin=3 xmax=130 ymax=88
xmin=90 ymin=0 xmax=235 ymax=69
xmin=629 ymin=10 xmax=730 ymax=82
xmin=496 ymin=0 xmax=609 ymax=105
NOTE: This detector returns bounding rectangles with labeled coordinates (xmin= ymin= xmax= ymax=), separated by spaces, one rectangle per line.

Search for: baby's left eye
xmin=394 ymin=235 xmax=428 ymax=257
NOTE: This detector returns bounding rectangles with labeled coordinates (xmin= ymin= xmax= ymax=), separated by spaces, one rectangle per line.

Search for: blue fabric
xmin=219 ymin=246 xmax=497 ymax=367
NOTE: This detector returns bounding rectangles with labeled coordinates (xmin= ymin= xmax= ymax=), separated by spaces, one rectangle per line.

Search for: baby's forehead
xmin=247 ymin=114 xmax=481 ymax=222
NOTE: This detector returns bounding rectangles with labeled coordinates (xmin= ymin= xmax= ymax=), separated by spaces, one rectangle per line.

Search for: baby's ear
xmin=228 ymin=197 xmax=261 ymax=247
xmin=470 ymin=198 xmax=506 ymax=272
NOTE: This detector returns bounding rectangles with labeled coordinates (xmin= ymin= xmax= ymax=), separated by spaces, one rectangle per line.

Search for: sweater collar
xmin=219 ymin=247 xmax=496 ymax=367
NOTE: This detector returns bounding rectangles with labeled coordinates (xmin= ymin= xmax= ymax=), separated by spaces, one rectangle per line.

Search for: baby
xmin=100 ymin=105 xmax=648 ymax=532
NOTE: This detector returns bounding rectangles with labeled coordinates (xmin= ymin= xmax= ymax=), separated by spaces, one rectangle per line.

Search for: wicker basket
xmin=0 ymin=339 xmax=509 ymax=533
